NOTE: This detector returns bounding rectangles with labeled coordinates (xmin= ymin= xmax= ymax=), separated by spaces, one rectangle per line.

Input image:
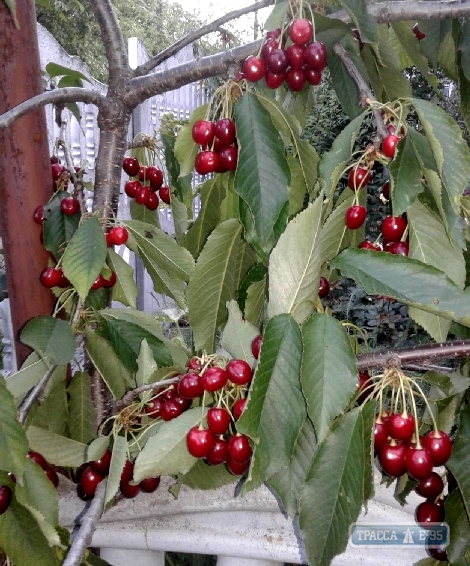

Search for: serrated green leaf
xmin=62 ymin=216 xmax=107 ymax=300
xmin=104 ymin=435 xmax=128 ymax=509
xmin=133 ymin=407 xmax=205 ymax=480
xmin=42 ymin=194 xmax=80 ymax=260
xmin=237 ymin=314 xmax=305 ymax=493
xmin=0 ymin=378 xmax=28 ymax=479
xmin=233 ymin=93 xmax=290 ymax=252
xmin=299 ymin=403 xmax=374 ymax=566
xmin=446 ymin=489 xmax=470 ymax=566
xmin=244 ymin=277 xmax=267 ymax=330
xmin=125 ymin=220 xmax=194 ymax=281
xmin=337 ymin=0 xmax=376 ymax=43
xmin=301 ymin=313 xmax=358 ymax=442
xmin=67 ymin=372 xmax=96 ymax=444
xmin=220 ymin=300 xmax=260 ymax=367
xmin=136 ymin=339 xmax=158 ymax=386
xmin=161 ymin=131 xmax=192 ymax=206
xmin=264 ymin=0 xmax=287 ymax=31
xmin=267 ymin=417 xmax=317 ymax=518
xmin=107 ymin=248 xmax=137 ymax=308
xmin=458 ymin=58 xmax=470 ymax=132
xmin=45 ymin=62 xmax=91 ymax=84
xmin=236 ymin=261 xmax=266 ymax=313
xmin=389 ymin=135 xmax=424 ymax=215
xmin=84 ymin=328 xmax=133 ymax=399
xmin=6 ymin=353 xmax=49 ymax=400
xmin=447 ymin=403 xmax=470 ymax=518
xmin=268 ymin=199 xmax=323 ymax=324
xmin=459 ymin=20 xmax=470 ymax=82
xmin=178 ymin=459 xmax=237 ymax=490
xmin=320 ymin=192 xmax=356 ymax=264
xmin=104 ymin=318 xmax=173 ymax=372
xmin=33 ymin=375 xmax=68 ymax=436
xmin=419 ymin=370 xmax=470 ymax=398
xmin=185 ymin=177 xmax=226 ymax=259
xmin=174 ymin=105 xmax=207 ymax=177
xmin=20 ymin=316 xmax=75 ymax=365
xmin=286 ymin=155 xmax=308 ymax=217
xmin=129 ymin=199 xmax=160 ymax=226
xmin=187 ymin=218 xmax=243 ymax=352
xmin=418 ymin=20 xmax=452 ymax=70
xmin=25 ymin=425 xmax=108 ymax=467
xmin=0 ymin=499 xmax=60 ymax=566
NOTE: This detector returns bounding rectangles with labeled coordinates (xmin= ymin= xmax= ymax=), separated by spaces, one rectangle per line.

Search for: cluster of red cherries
xmin=122 ymin=156 xmax=170 ymax=210
xmin=192 ymin=117 xmax=238 ymax=176
xmin=241 ymin=19 xmax=327 ymax=92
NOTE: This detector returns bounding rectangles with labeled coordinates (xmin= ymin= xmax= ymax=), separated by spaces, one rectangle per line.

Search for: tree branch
xmin=17 ymin=365 xmax=57 ymax=425
xmin=0 ymin=89 xmax=105 ymax=130
xmin=114 ymin=376 xmax=181 ymax=413
xmin=134 ymin=0 xmax=275 ymax=77
xmin=356 ymin=339 xmax=470 ymax=371
xmin=62 ymin=480 xmax=107 ymax=566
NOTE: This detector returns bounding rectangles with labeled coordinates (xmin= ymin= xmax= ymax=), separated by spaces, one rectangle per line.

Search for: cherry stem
xmin=401 ymin=371 xmax=422 ymax=448
xmin=408 ymin=376 xmax=440 ymax=434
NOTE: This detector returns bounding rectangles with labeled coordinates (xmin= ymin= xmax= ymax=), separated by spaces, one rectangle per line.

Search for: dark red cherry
xmin=159 ymin=400 xmax=183 ymax=421
xmin=145 ymin=397 xmax=162 ymax=419
xmin=378 ymin=441 xmax=407 ymax=477
xmin=177 ymin=373 xmax=204 ymax=399
xmin=195 ymin=151 xmax=220 ymax=175
xmin=201 ymin=366 xmax=227 ymax=392
xmin=232 ymin=398 xmax=247 ymax=420
xmin=318 ymin=276 xmax=330 ymax=298
xmin=206 ymin=438 xmax=228 ymax=466
xmin=374 ymin=417 xmax=389 ymax=452
xmin=405 ymin=445 xmax=433 ymax=481
xmin=415 ymin=501 xmax=444 ymax=528
xmin=345 ymin=205 xmax=366 ymax=229
xmin=242 ymin=56 xmax=266 ymax=82
xmin=266 ymin=49 xmax=289 ymax=74
xmin=186 ymin=427 xmax=214 ymax=458
xmin=124 ymin=180 xmax=141 ymax=198
xmin=288 ymin=18 xmax=313 ymax=45
xmin=415 ymin=472 xmax=444 ymax=499
xmin=139 ymin=476 xmax=160 ymax=493
xmin=0 ymin=485 xmax=12 ymax=515
xmin=147 ymin=166 xmax=163 ymax=191
xmin=122 ymin=156 xmax=139 ymax=176
xmin=304 ymin=41 xmax=327 ymax=71
xmin=388 ymin=241 xmax=409 ymax=256
xmin=285 ymin=44 xmax=305 ymax=69
xmin=33 ymin=205 xmax=44 ymax=224
xmin=206 ymin=407 xmax=231 ymax=435
xmin=28 ymin=451 xmax=48 ymax=470
xmin=264 ymin=71 xmax=286 ymax=90
xmin=192 ymin=120 xmax=216 ymax=146
xmin=227 ymin=434 xmax=252 ymax=464
xmin=422 ymin=430 xmax=452 ymax=466
xmin=144 ymin=191 xmax=159 ymax=211
xmin=413 ymin=23 xmax=426 ymax=41
xmin=388 ymin=412 xmax=415 ymax=441
xmin=261 ymin=38 xmax=279 ymax=59
xmin=60 ymin=197 xmax=80 ymax=216
xmin=215 ymin=118 xmax=236 ymax=147
xmin=218 ymin=146 xmax=238 ymax=171
xmin=382 ymin=216 xmax=407 ymax=242
xmin=120 ymin=481 xmax=140 ymax=498
xmin=381 ymin=134 xmax=401 ymax=159
xmin=90 ymin=449 xmax=112 ymax=475
xmin=251 ymin=335 xmax=262 ymax=359
xmin=286 ymin=68 xmax=306 ymax=92
xmin=226 ymin=359 xmax=252 ymax=385
xmin=39 ymin=267 xmax=62 ymax=289
xmin=305 ymin=68 xmax=322 ymax=86
xmin=159 ymin=186 xmax=171 ymax=204
xmin=347 ymin=166 xmax=370 ymax=190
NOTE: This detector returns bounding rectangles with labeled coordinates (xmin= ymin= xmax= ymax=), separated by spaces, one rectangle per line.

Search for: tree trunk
xmin=0 ymin=0 xmax=56 ymax=366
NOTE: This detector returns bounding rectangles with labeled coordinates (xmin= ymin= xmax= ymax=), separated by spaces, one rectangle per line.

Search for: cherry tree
xmin=2 ymin=0 xmax=470 ymax=565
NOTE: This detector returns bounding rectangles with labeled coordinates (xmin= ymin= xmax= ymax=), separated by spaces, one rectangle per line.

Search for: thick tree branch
xmin=62 ymin=480 xmax=107 ymax=566
xmin=17 ymin=365 xmax=57 ymax=425
xmin=357 ymin=339 xmax=470 ymax=371
xmin=0 ymin=89 xmax=105 ymax=130
xmin=135 ymin=0 xmax=275 ymax=77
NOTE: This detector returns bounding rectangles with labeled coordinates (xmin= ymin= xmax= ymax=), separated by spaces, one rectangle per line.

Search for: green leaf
xmin=125 ymin=220 xmax=194 ymax=281
xmin=419 ymin=370 xmax=470 ymax=398
xmin=389 ymin=135 xmax=424 ymax=216
xmin=104 ymin=317 xmax=173 ymax=372
xmin=135 ymin=339 xmax=158 ymax=386
xmin=412 ymin=98 xmax=470 ymax=216
xmin=331 ymin=248 xmax=470 ymax=328
xmin=20 ymin=316 xmax=75 ymax=365
xmin=459 ymin=20 xmax=470 ymax=82
xmin=337 ymin=0 xmax=377 ymax=43
xmin=32 ymin=375 xmax=68 ymax=436
xmin=320 ymin=192 xmax=358 ymax=264
xmin=43 ymin=193 xmax=81 ymax=260
xmin=236 ymin=262 xmax=267 ymax=313
xmin=0 ymin=499 xmax=60 ymax=566
xmin=26 ymin=425 xmax=108 ymax=467
xmin=318 ymin=112 xmax=366 ymax=200
xmin=174 ymin=104 xmax=207 ymax=177
xmin=268 ymin=199 xmax=323 ymax=324
xmin=418 ymin=20 xmax=453 ymax=71
xmin=299 ymin=404 xmax=374 ymax=566
xmin=84 ymin=328 xmax=134 ymax=399
xmin=286 ymin=155 xmax=308 ymax=216
xmin=62 ymin=216 xmax=107 ymax=300
xmin=133 ymin=407 xmax=205 ymax=480
xmin=6 ymin=353 xmax=49 ymax=400
xmin=264 ymin=0 xmax=287 ymax=31
xmin=67 ymin=372 xmax=96 ymax=444
xmin=447 ymin=403 xmax=470 ymax=518
xmin=267 ymin=417 xmax=317 ymax=517
xmin=458 ymin=57 xmax=470 ymax=132
xmin=104 ymin=435 xmax=128 ymax=509
xmin=446 ymin=489 xmax=470 ymax=566
xmin=45 ymin=62 xmax=91 ymax=84
xmin=244 ymin=277 xmax=267 ymax=330
xmin=185 ymin=177 xmax=226 ymax=259
xmin=107 ymin=248 xmax=138 ymax=308
xmin=130 ymin=199 xmax=160 ymax=226
xmin=186 ymin=219 xmax=243 ymax=352
xmin=178 ymin=459 xmax=237 ymax=490
xmin=220 ymin=300 xmax=260 ymax=367
xmin=161 ymin=131 xmax=192 ymax=205
xmin=0 ymin=378 xmax=28 ymax=479
xmin=237 ymin=314 xmax=306 ymax=493
xmin=233 ymin=93 xmax=290 ymax=252
xmin=301 ymin=314 xmax=359 ymax=442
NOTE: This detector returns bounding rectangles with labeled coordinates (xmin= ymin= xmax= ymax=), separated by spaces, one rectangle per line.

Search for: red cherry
xmin=288 ymin=18 xmax=313 ymax=45
xmin=415 ymin=501 xmax=444 ymax=528
xmin=381 ymin=134 xmax=401 ymax=158
xmin=305 ymin=68 xmax=322 ymax=86
xmin=345 ymin=205 xmax=366 ymax=229
xmin=124 ymin=180 xmax=141 ymax=198
xmin=218 ymin=146 xmax=238 ymax=171
xmin=91 ymin=274 xmax=104 ymax=290
xmin=45 ymin=466 xmax=59 ymax=487
xmin=28 ymin=451 xmax=48 ymax=470
xmin=381 ymin=216 xmax=407 ymax=242
xmin=304 ymin=41 xmax=327 ymax=71
xmin=232 ymin=398 xmax=247 ymax=420
xmin=0 ymin=486 xmax=12 ymax=514
xmin=356 ymin=370 xmax=371 ymax=404
xmin=187 ymin=357 xmax=202 ymax=371
xmin=261 ymin=37 xmax=279 ymax=59
xmin=251 ymin=335 xmax=262 ymax=359
xmin=358 ymin=240 xmax=376 ymax=250
xmin=122 ymin=156 xmax=139 ymax=176
xmin=266 ymin=49 xmax=289 ymax=74
xmin=285 ymin=44 xmax=305 ymax=69
xmin=206 ymin=438 xmax=228 ymax=466
xmin=227 ymin=434 xmax=252 ymax=464
xmin=226 ymin=359 xmax=252 ymax=385
xmin=60 ymin=196 xmax=80 ymax=216
xmin=79 ymin=466 xmax=104 ymax=497
xmin=207 ymin=407 xmax=231 ymax=435
xmin=373 ymin=417 xmax=389 ymax=452
xmin=201 ymin=366 xmax=227 ymax=392
xmin=135 ymin=185 xmax=151 ymax=205
xmin=405 ymin=445 xmax=433 ymax=481
xmin=195 ymin=151 xmax=220 ymax=175
xmin=161 ymin=386 xmax=176 ymax=401
xmin=108 ymin=226 xmax=128 ymax=246
xmin=286 ymin=68 xmax=306 ymax=92
xmin=352 ymin=29 xmax=364 ymax=50
xmin=159 ymin=400 xmax=183 ymax=421
xmin=413 ymin=23 xmax=426 ymax=41
xmin=215 ymin=118 xmax=236 ymax=147
xmin=90 ymin=449 xmax=112 ymax=475
xmin=378 ymin=441 xmax=407 ymax=477
xmin=388 ymin=241 xmax=409 ymax=256
xmin=177 ymin=373 xmax=204 ymax=399
xmin=144 ymin=191 xmax=159 ymax=211
xmin=145 ymin=397 xmax=162 ymax=419
xmin=264 ymin=71 xmax=286 ymax=89
xmin=39 ymin=267 xmax=62 ymax=288
xmin=415 ymin=472 xmax=444 ymax=499
xmin=318 ymin=276 xmax=330 ymax=298
xmin=102 ymin=271 xmax=117 ymax=288
xmin=388 ymin=412 xmax=415 ymax=441
xmin=138 ymin=165 xmax=148 ymax=183
xmin=426 ymin=546 xmax=447 ymax=562
xmin=33 ymin=205 xmax=44 ymax=224
xmin=51 ymin=162 xmax=65 ymax=182
xmin=120 ymin=481 xmax=140 ymax=498
xmin=147 ymin=166 xmax=163 ymax=191
xmin=50 ymin=155 xmax=59 ymax=164
xmin=159 ymin=186 xmax=171 ymax=204
xmin=226 ymin=455 xmax=250 ymax=475
xmin=192 ymin=120 xmax=216 ymax=146
xmin=381 ymin=180 xmax=390 ymax=199
xmin=266 ymin=28 xmax=281 ymax=40
xmin=139 ymin=476 xmax=160 ymax=493
xmin=422 ymin=431 xmax=452 ymax=466
xmin=186 ymin=427 xmax=214 ymax=458
xmin=242 ymin=56 xmax=266 ymax=82
xmin=347 ymin=166 xmax=370 ymax=190
xmin=120 ymin=460 xmax=133 ymax=484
